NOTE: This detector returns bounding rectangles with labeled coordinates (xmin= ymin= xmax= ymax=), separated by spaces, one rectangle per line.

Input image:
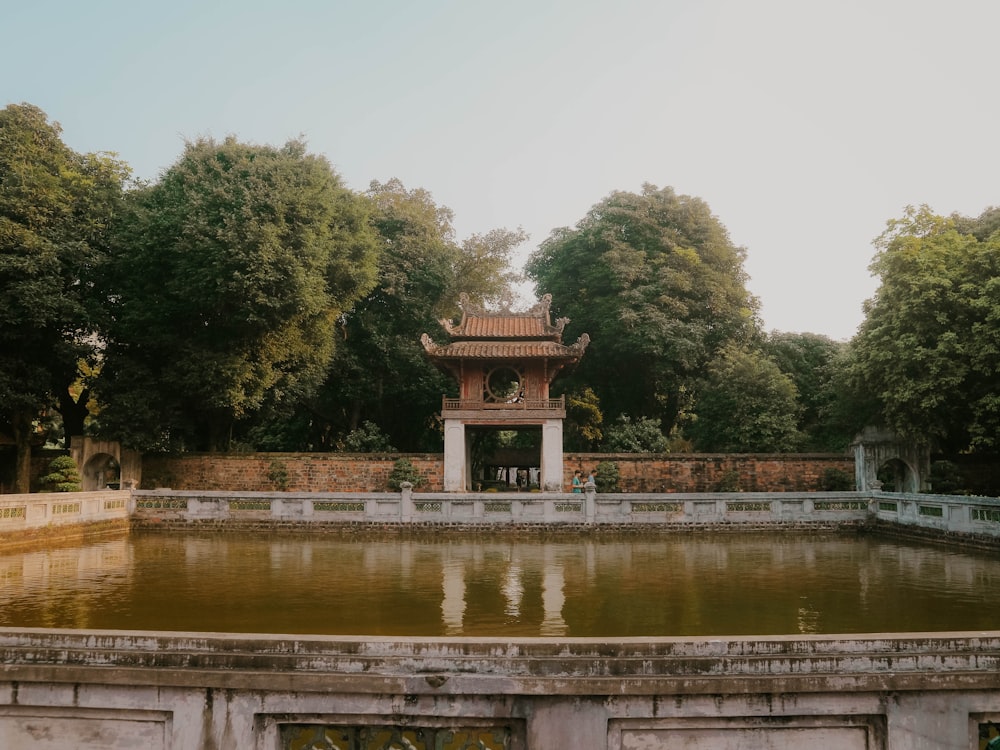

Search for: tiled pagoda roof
xmin=437 ymin=293 xmax=568 ymax=340
xmin=420 ymin=337 xmax=589 ymax=361
xmin=420 ymin=293 xmax=590 ymax=362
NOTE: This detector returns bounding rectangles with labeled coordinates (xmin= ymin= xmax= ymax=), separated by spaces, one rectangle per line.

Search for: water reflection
xmin=0 ymin=532 xmax=995 ymax=637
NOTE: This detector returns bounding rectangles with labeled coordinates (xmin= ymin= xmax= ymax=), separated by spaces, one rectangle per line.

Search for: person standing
xmin=572 ymin=470 xmax=583 ymax=493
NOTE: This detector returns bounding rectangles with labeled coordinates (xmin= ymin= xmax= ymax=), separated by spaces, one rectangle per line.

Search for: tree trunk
xmin=58 ymin=387 xmax=90 ymax=450
xmin=12 ymin=411 xmax=33 ymax=494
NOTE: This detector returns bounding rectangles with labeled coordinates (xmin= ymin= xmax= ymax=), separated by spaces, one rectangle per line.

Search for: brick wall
xmin=141 ymin=452 xmax=855 ymax=493
xmin=140 ymin=453 xmax=444 ymax=492
xmin=566 ymin=453 xmax=855 ymax=492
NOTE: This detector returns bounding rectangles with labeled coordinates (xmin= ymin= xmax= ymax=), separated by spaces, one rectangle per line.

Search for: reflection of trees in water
xmin=2 ymin=534 xmax=999 ymax=636
xmin=0 ymin=537 xmax=133 ymax=629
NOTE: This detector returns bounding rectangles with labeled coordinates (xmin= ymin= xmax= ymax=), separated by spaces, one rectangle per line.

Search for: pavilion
xmin=421 ymin=293 xmax=589 ymax=491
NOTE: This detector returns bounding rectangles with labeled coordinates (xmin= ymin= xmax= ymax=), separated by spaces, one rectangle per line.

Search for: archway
xmin=69 ymin=437 xmax=142 ymax=491
xmin=81 ymin=452 xmax=120 ymax=491
xmin=875 ymin=457 xmax=917 ymax=493
xmin=851 ymin=426 xmax=929 ymax=493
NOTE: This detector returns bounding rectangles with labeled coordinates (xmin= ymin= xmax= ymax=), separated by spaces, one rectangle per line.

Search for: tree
xmin=277 ymin=179 xmax=523 ymax=451
xmin=763 ymin=332 xmax=850 ymax=450
xmin=849 ymin=205 xmax=1000 ymax=453
xmin=339 ymin=420 xmax=395 ymax=452
xmin=525 ymin=184 xmax=759 ymax=435
xmin=0 ymin=103 xmax=127 ymax=491
xmin=687 ymin=345 xmax=802 ymax=452
xmin=564 ymin=387 xmax=604 ymax=451
xmin=95 ymin=137 xmax=378 ymax=451
xmin=602 ymin=415 xmax=670 ymax=453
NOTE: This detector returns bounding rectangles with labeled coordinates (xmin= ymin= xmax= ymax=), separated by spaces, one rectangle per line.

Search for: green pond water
xmin=0 ymin=531 xmax=994 ymax=637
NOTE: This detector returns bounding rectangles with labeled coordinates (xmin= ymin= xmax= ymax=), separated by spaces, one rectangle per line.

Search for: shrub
xmin=715 ymin=469 xmax=742 ymax=492
xmin=602 ymin=415 xmax=669 ymax=453
xmin=267 ymin=459 xmax=290 ymax=491
xmin=818 ymin=467 xmax=854 ymax=491
xmin=927 ymin=460 xmax=964 ymax=494
xmin=387 ymin=458 xmax=424 ymax=491
xmin=594 ymin=460 xmax=620 ymax=493
xmin=341 ymin=421 xmax=396 ymax=452
xmin=39 ymin=455 xmax=82 ymax=492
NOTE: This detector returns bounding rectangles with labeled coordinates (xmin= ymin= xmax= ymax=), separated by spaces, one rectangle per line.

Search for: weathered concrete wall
xmin=0 ymin=490 xmax=130 ymax=552
xmin=137 ymin=452 xmax=855 ymax=493
xmin=1 ymin=629 xmax=999 ymax=749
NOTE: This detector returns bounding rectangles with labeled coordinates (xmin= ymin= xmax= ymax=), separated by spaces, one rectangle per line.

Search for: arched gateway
xmin=421 ymin=294 xmax=589 ymax=491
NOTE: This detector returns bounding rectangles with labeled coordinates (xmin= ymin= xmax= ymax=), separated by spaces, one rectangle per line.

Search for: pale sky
xmin=5 ymin=0 xmax=999 ymax=340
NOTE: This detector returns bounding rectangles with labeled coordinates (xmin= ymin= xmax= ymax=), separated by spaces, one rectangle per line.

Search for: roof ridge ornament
xmin=429 ymin=292 xmax=581 ymax=343
xmin=420 ymin=333 xmax=439 ymax=354
xmin=570 ymin=332 xmax=591 ymax=354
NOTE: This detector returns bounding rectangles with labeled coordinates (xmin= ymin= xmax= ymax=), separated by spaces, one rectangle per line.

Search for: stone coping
xmin=3 ymin=628 xmax=1000 ymax=696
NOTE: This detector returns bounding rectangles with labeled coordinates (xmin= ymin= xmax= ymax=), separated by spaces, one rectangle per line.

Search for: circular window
xmin=485 ymin=367 xmax=522 ymax=402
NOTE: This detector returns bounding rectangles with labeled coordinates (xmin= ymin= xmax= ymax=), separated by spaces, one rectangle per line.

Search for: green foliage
xmin=951 ymin=205 xmax=1000 ymax=242
xmin=340 ymin=421 xmax=396 ymax=452
xmin=96 ymin=136 xmax=379 ymax=451
xmin=387 ymin=457 xmax=424 ymax=490
xmin=266 ymin=459 xmax=290 ymax=491
xmin=525 ymin=184 xmax=759 ymax=435
xmin=0 ymin=103 xmax=128 ymax=490
xmin=687 ymin=345 xmax=803 ymax=452
xmin=764 ymin=332 xmax=852 ymax=451
xmin=563 ymin=387 xmax=603 ymax=450
xmin=715 ymin=469 xmax=742 ymax=492
xmin=39 ymin=455 xmax=82 ymax=492
xmin=849 ymin=205 xmax=1000 ymax=453
xmin=288 ymin=178 xmax=523 ymax=452
xmin=927 ymin=460 xmax=964 ymax=495
xmin=594 ymin=460 xmax=620 ymax=493
xmin=817 ymin=467 xmax=854 ymax=491
xmin=603 ymin=415 xmax=669 ymax=453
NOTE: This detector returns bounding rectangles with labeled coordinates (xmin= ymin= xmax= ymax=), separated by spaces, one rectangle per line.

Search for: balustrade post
xmin=400 ymin=482 xmax=414 ymax=522
xmin=584 ymin=482 xmax=597 ymax=524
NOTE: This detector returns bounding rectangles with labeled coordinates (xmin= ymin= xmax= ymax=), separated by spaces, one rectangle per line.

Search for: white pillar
xmin=540 ymin=419 xmax=564 ymax=492
xmin=443 ymin=419 xmax=466 ymax=492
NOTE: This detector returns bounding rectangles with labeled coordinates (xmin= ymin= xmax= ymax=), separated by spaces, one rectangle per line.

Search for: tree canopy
xmin=763 ymin=332 xmax=852 ymax=451
xmin=0 ymin=103 xmax=128 ymax=490
xmin=95 ymin=137 xmax=379 ymax=451
xmin=848 ymin=205 xmax=1000 ymax=454
xmin=257 ymin=179 xmax=524 ymax=451
xmin=525 ymin=184 xmax=759 ymax=435
xmin=11 ymin=102 xmax=1000 ymax=477
xmin=686 ymin=344 xmax=802 ymax=452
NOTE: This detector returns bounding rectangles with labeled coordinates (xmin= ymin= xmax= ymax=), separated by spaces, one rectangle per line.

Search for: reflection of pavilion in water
xmin=441 ymin=547 xmax=569 ymax=636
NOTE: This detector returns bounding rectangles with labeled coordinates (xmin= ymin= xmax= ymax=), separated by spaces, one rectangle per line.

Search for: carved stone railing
xmin=124 ymin=488 xmax=1000 ymax=541
xmin=442 ymin=395 xmax=565 ymax=411
xmin=0 ymin=490 xmax=129 ymax=543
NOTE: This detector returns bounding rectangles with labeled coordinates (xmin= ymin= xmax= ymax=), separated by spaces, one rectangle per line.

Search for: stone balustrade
xmin=0 ymin=489 xmax=129 ymax=550
xmin=4 ymin=488 xmax=1000 ymax=542
xmin=127 ymin=487 xmax=1000 ymax=540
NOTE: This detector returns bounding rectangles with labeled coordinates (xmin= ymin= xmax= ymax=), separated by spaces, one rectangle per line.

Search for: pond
xmin=0 ymin=531 xmax=993 ymax=637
